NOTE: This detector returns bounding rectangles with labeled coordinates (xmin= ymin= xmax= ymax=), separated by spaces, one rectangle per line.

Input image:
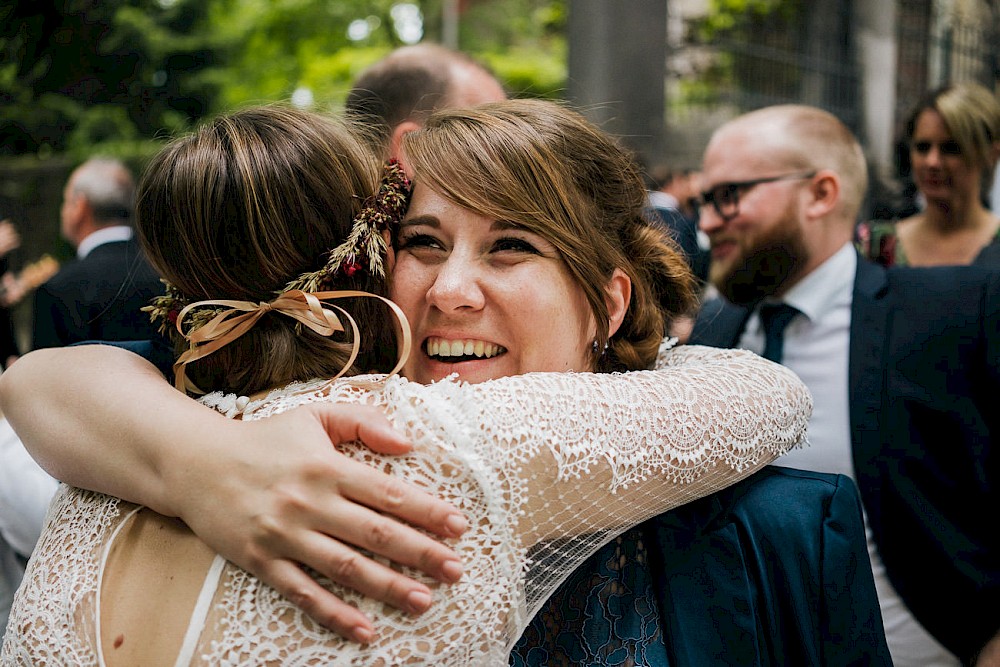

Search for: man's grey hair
xmin=70 ymin=157 xmax=136 ymax=225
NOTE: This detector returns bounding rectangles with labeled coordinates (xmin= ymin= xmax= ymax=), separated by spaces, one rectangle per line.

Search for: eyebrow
xmin=398 ymin=216 xmax=528 ymax=233
xmin=398 ymin=215 xmax=439 ymax=229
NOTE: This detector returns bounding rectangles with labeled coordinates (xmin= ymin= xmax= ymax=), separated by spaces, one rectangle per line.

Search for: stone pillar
xmin=855 ymin=0 xmax=899 ymax=177
xmin=567 ymin=0 xmax=667 ymax=168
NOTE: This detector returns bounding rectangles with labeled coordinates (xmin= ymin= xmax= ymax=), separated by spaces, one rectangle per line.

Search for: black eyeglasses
xmin=700 ymin=172 xmax=817 ymax=221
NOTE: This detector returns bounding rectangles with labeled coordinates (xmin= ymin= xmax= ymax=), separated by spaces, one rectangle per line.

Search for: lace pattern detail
xmin=2 ymin=345 xmax=810 ymax=666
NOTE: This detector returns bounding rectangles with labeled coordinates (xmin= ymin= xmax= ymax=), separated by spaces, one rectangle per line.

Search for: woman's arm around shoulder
xmin=392 ymin=342 xmax=811 ymax=545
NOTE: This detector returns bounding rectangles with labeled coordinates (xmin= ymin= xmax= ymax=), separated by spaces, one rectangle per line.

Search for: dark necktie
xmin=759 ymin=303 xmax=800 ymax=363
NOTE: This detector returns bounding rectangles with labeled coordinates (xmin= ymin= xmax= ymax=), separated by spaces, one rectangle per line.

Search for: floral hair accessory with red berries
xmin=142 ymin=160 xmax=412 ymax=374
xmin=283 ymin=158 xmax=411 ymax=290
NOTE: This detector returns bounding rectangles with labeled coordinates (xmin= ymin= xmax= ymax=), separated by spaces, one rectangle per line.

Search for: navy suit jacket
xmin=32 ymin=238 xmax=163 ymax=349
xmin=689 ymin=255 xmax=1000 ymax=661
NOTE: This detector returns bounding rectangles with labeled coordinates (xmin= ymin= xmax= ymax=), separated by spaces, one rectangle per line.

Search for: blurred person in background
xmin=31 ymin=157 xmax=163 ymax=350
xmin=346 ymin=42 xmax=507 ymax=161
xmin=857 ymin=82 xmax=1000 ymax=267
xmin=0 ymin=415 xmax=57 ymax=638
xmin=646 ymin=165 xmax=710 ymax=285
xmin=693 ymin=103 xmax=1000 ymax=666
xmin=0 ymin=220 xmax=21 ymax=369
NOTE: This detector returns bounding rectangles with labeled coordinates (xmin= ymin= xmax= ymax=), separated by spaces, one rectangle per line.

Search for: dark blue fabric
xmin=31 ymin=239 xmax=163 ymax=350
xmin=510 ymin=467 xmax=890 ymax=666
xmin=689 ymin=254 xmax=1000 ymax=662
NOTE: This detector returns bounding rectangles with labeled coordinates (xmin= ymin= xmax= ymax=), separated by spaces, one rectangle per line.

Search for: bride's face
xmin=389 ymin=184 xmax=598 ymax=385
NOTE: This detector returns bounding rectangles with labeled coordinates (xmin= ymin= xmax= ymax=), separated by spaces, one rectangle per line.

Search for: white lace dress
xmin=1 ymin=345 xmax=810 ymax=666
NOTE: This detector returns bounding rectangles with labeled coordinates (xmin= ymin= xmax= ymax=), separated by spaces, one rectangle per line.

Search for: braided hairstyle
xmin=136 ymin=105 xmax=399 ymax=395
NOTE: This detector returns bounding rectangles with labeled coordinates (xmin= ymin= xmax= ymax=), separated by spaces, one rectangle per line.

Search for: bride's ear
xmin=389 ymin=121 xmax=421 ymax=177
xmin=383 ymin=229 xmax=396 ymax=271
xmin=605 ymin=268 xmax=631 ymax=337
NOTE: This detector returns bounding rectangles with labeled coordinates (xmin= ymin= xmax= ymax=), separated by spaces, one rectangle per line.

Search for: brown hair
xmin=136 ymin=105 xmax=397 ymax=395
xmin=400 ymin=99 xmax=698 ymax=372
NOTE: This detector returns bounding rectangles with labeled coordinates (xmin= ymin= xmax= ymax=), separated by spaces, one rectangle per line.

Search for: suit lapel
xmin=848 ymin=256 xmax=890 ymax=496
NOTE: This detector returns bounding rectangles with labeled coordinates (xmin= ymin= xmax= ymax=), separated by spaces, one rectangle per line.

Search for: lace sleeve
xmin=371 ymin=344 xmax=809 ymax=623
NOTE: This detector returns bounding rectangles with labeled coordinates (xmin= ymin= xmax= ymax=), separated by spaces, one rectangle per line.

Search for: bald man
xmin=690 ymin=105 xmax=1000 ymax=665
xmin=346 ymin=43 xmax=507 ymax=160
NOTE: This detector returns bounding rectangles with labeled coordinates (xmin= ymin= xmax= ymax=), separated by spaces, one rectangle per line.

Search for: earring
xmin=592 ymin=339 xmax=609 ymax=355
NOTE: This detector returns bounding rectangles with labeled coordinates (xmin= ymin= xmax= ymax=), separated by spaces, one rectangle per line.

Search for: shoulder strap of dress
xmin=173 ymin=554 xmax=226 ymax=667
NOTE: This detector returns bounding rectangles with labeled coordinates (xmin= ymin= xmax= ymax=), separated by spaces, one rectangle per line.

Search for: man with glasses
xmin=690 ymin=104 xmax=1000 ymax=666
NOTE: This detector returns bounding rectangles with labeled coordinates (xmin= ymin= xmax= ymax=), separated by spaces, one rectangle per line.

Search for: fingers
xmin=315 ymin=403 xmax=411 ymax=455
xmin=262 ymin=558 xmax=376 ymax=643
xmin=244 ymin=511 xmax=459 ymax=639
xmin=293 ymin=527 xmax=444 ymax=615
xmin=307 ymin=483 xmax=465 ymax=586
xmin=313 ymin=404 xmax=470 ymax=540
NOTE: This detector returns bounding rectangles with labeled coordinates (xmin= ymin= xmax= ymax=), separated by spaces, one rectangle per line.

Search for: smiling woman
xmin=1 ymin=101 xmax=810 ymax=665
xmin=392 ymin=187 xmax=609 ymax=384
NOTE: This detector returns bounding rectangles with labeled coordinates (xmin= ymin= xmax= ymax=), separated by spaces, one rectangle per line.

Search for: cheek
xmin=520 ymin=277 xmax=595 ymax=371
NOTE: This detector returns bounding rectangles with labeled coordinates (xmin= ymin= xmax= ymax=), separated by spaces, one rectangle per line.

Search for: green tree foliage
xmin=459 ymin=0 xmax=566 ymax=98
xmin=209 ymin=0 xmax=567 ymax=111
xmin=689 ymin=0 xmax=807 ymax=107
xmin=0 ymin=0 xmax=219 ymax=159
xmin=204 ymin=0 xmax=403 ymax=112
xmin=0 ymin=0 xmax=567 ymax=158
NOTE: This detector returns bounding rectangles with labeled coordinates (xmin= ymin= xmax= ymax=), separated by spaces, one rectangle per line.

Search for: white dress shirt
xmin=76 ymin=225 xmax=133 ymax=259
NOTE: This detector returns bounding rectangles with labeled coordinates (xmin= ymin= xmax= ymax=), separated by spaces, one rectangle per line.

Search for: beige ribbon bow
xmin=173 ymin=289 xmax=411 ymax=394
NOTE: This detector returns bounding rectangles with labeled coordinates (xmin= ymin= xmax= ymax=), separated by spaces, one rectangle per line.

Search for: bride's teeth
xmin=464 ymin=340 xmax=474 ymax=355
xmin=450 ymin=340 xmax=464 ymax=356
xmin=474 ymin=340 xmax=484 ymax=357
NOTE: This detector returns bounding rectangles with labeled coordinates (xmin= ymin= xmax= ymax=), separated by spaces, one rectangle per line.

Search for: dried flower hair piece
xmin=143 ymin=160 xmax=412 ymax=343
xmin=284 ymin=159 xmax=411 ymax=293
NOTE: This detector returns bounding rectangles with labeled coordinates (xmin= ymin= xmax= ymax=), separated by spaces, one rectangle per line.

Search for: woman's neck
xmin=901 ymin=196 xmax=1000 ymax=266
xmin=918 ymin=184 xmax=995 ymax=231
